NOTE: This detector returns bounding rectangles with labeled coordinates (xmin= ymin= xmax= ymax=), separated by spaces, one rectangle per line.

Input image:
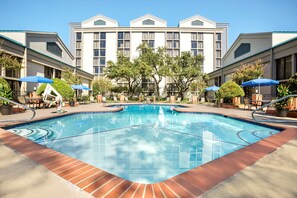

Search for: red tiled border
xmin=0 ymin=111 xmax=296 ymax=197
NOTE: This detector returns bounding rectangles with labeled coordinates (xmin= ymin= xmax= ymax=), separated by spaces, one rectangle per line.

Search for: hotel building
xmin=69 ymin=14 xmax=228 ymax=95
xmin=0 ymin=30 xmax=93 ymax=99
xmin=208 ymin=32 xmax=297 ymax=99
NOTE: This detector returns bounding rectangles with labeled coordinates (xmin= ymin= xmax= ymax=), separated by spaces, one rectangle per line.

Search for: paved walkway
xmin=0 ymin=103 xmax=296 ymax=197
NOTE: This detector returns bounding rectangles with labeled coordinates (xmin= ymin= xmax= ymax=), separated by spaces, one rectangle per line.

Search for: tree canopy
xmin=232 ymin=59 xmax=264 ymax=84
xmin=61 ymin=67 xmax=82 ymax=85
xmin=136 ymin=43 xmax=170 ymax=98
xmin=167 ymin=51 xmax=204 ymax=100
xmin=105 ymin=53 xmax=141 ymax=97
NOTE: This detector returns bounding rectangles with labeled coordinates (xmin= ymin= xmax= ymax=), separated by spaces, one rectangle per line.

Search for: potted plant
xmin=0 ymin=78 xmax=13 ymax=115
xmin=275 ymin=84 xmax=290 ymax=117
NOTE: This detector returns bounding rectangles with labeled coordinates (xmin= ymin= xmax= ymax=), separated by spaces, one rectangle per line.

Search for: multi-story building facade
xmin=0 ymin=30 xmax=93 ymax=98
xmin=69 ymin=14 xmax=228 ymax=96
xmin=208 ymin=32 xmax=297 ymax=99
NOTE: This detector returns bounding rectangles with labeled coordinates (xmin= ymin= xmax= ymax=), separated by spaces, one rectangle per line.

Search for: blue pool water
xmin=7 ymin=105 xmax=280 ymax=184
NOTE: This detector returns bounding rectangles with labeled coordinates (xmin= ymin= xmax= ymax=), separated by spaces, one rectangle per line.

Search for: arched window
xmin=191 ymin=20 xmax=204 ymax=26
xmin=94 ymin=19 xmax=106 ymax=26
xmin=142 ymin=19 xmax=155 ymax=25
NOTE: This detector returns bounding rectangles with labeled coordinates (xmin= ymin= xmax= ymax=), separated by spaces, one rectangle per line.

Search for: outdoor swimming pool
xmin=7 ymin=105 xmax=280 ymax=184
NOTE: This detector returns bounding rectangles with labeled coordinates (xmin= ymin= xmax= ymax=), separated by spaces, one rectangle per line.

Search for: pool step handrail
xmin=252 ymin=94 xmax=297 ymax=123
xmin=0 ymin=96 xmax=36 ymax=123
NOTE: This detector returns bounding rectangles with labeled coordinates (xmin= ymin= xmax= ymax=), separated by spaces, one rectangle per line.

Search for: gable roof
xmin=178 ymin=14 xmax=216 ymax=26
xmin=82 ymin=14 xmax=119 ymax=26
xmin=130 ymin=14 xmax=167 ymax=25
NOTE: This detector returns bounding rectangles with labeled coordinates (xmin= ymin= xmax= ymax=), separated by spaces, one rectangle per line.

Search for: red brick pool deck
xmin=0 ymin=104 xmax=296 ymax=197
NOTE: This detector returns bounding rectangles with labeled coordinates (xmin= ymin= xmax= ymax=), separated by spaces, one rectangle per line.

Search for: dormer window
xmin=46 ymin=42 xmax=62 ymax=57
xmin=234 ymin=43 xmax=251 ymax=58
xmin=191 ymin=20 xmax=204 ymax=26
xmin=142 ymin=19 xmax=155 ymax=25
xmin=94 ymin=19 xmax=106 ymax=26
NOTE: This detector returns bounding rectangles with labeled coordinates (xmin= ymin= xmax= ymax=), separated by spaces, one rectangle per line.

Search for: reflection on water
xmin=8 ymin=105 xmax=279 ymax=183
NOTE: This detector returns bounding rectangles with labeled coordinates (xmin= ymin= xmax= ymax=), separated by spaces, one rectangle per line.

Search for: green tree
xmin=232 ymin=59 xmax=264 ymax=84
xmin=190 ymin=74 xmax=209 ymax=98
xmin=61 ymin=67 xmax=82 ymax=85
xmin=105 ymin=53 xmax=141 ymax=97
xmin=0 ymin=51 xmax=22 ymax=70
xmin=92 ymin=77 xmax=112 ymax=96
xmin=137 ymin=43 xmax=170 ymax=98
xmin=218 ymin=81 xmax=245 ymax=103
xmin=168 ymin=51 xmax=204 ymax=100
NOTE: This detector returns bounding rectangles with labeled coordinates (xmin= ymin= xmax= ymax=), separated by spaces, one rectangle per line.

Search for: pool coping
xmin=0 ymin=107 xmax=296 ymax=197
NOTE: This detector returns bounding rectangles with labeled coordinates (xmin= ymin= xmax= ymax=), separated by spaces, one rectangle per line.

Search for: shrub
xmin=0 ymin=78 xmax=13 ymax=105
xmin=37 ymin=78 xmax=74 ymax=101
xmin=218 ymin=81 xmax=245 ymax=103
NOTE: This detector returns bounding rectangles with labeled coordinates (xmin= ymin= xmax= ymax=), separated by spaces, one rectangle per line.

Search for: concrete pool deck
xmin=0 ymin=103 xmax=296 ymax=197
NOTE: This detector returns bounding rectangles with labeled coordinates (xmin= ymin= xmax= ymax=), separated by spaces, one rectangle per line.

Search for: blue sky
xmin=1 ymin=0 xmax=297 ymax=47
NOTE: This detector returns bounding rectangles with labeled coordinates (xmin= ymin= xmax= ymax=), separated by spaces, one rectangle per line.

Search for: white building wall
xmin=0 ymin=32 xmax=26 ymax=45
xmin=155 ymin=32 xmax=165 ymax=48
xmin=25 ymin=61 xmax=45 ymax=92
xmin=130 ymin=32 xmax=142 ymax=59
xmin=82 ymin=33 xmax=93 ymax=74
xmin=106 ymin=32 xmax=117 ymax=63
xmin=180 ymin=33 xmax=191 ymax=52
xmin=203 ymin=33 xmax=214 ymax=73
xmin=272 ymin=33 xmax=297 ymax=46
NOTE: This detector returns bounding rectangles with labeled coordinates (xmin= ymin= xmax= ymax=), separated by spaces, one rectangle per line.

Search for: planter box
xmin=221 ymin=103 xmax=237 ymax=109
xmin=288 ymin=111 xmax=297 ymax=118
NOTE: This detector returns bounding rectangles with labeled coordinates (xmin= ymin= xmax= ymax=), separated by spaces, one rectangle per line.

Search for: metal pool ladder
xmin=252 ymin=94 xmax=297 ymax=123
xmin=0 ymin=96 xmax=36 ymax=123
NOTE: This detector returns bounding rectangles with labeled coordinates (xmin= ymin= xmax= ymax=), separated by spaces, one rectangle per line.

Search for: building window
xmin=46 ymin=42 xmax=62 ymax=57
xmin=76 ymin=33 xmax=82 ymax=41
xmin=76 ymin=49 xmax=81 ymax=57
xmin=191 ymin=32 xmax=203 ymax=56
xmin=216 ymin=50 xmax=221 ymax=58
xmin=142 ymin=32 xmax=155 ymax=48
xmin=276 ymin=56 xmax=292 ymax=80
xmin=216 ymin=58 xmax=221 ymax=67
xmin=44 ymin=66 xmax=54 ymax=79
xmin=94 ymin=49 xmax=99 ymax=57
xmin=76 ymin=58 xmax=81 ymax=66
xmin=216 ymin=33 xmax=221 ymax=41
xmin=191 ymin=20 xmax=204 ymax=26
xmin=118 ymin=32 xmax=130 ymax=57
xmin=214 ymin=76 xmax=221 ymax=86
xmin=100 ymin=32 xmax=106 ymax=39
xmin=216 ymin=42 xmax=221 ymax=49
xmin=94 ymin=19 xmax=106 ymax=26
xmin=234 ymin=43 xmax=250 ymax=58
xmin=76 ymin=41 xmax=81 ymax=49
xmin=93 ymin=32 xmax=106 ymax=74
xmin=142 ymin=19 xmax=155 ymax=25
xmin=55 ymin=70 xmax=61 ymax=79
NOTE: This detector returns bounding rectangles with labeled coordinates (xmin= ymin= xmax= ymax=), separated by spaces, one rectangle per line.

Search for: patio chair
xmin=243 ymin=98 xmax=252 ymax=110
xmin=18 ymin=96 xmax=33 ymax=108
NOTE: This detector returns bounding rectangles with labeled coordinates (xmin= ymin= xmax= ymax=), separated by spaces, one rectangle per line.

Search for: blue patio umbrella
xmin=71 ymin=84 xmax=90 ymax=90
xmin=242 ymin=78 xmax=279 ymax=87
xmin=19 ymin=76 xmax=53 ymax=83
xmin=242 ymin=78 xmax=279 ymax=95
xmin=205 ymin=85 xmax=220 ymax=91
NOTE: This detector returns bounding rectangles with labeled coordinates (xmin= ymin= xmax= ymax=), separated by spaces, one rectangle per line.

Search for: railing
xmin=252 ymin=94 xmax=297 ymax=123
xmin=0 ymin=96 xmax=36 ymax=123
